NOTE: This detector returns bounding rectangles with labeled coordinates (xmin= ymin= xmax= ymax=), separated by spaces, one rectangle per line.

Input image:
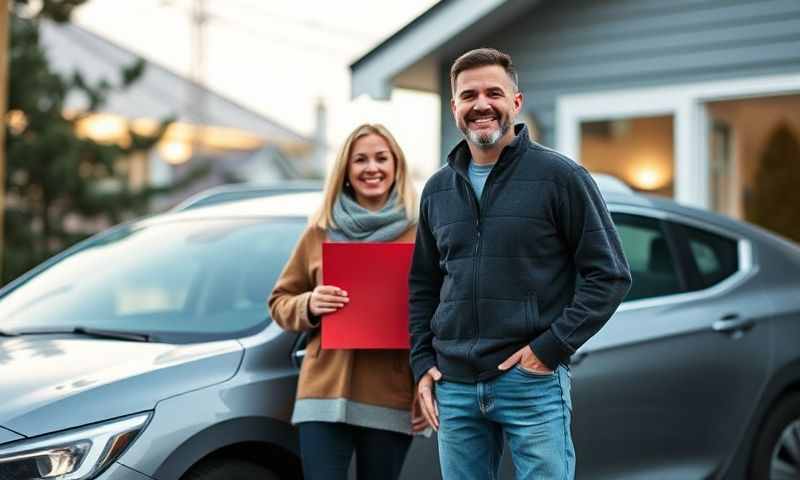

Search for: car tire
xmin=182 ymin=458 xmax=280 ymax=480
xmin=749 ymin=393 xmax=800 ymax=479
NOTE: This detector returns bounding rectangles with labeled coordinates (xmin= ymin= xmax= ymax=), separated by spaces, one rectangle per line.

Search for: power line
xmin=161 ymin=1 xmax=356 ymax=57
xmin=209 ymin=11 xmax=354 ymax=56
xmin=225 ymin=0 xmax=376 ymax=41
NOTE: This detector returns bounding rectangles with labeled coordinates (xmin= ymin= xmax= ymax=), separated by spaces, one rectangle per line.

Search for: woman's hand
xmin=308 ymin=285 xmax=349 ymax=317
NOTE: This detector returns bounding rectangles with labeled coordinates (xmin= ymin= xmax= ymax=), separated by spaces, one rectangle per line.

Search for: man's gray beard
xmin=462 ymin=119 xmax=511 ymax=149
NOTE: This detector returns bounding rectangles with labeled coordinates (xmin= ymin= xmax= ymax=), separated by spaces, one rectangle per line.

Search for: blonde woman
xmin=268 ymin=124 xmax=425 ymax=480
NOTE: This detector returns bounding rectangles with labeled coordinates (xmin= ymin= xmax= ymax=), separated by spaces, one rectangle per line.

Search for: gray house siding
xmin=438 ymin=0 xmax=800 ymax=161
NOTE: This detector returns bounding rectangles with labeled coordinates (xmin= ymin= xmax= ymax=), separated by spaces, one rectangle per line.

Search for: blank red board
xmin=321 ymin=242 xmax=414 ymax=349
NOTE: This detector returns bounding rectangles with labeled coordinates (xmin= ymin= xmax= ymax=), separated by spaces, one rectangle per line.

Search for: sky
xmin=72 ymin=0 xmax=442 ymax=178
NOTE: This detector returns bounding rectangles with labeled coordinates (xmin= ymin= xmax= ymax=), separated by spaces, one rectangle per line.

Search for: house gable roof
xmin=40 ymin=20 xmax=313 ymax=149
xmin=349 ymin=0 xmax=539 ymax=100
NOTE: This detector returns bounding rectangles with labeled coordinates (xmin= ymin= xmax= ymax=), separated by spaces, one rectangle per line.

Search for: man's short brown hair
xmin=450 ymin=48 xmax=519 ymax=95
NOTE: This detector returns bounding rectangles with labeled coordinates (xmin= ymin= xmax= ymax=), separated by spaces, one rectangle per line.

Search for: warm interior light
xmin=630 ymin=165 xmax=669 ymax=190
xmin=75 ymin=113 xmax=129 ymax=144
xmin=159 ymin=140 xmax=193 ymax=165
xmin=131 ymin=120 xmax=270 ymax=152
xmin=69 ymin=112 xmax=306 ymax=155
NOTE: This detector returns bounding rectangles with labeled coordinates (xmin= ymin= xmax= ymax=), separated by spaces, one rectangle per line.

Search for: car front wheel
xmin=750 ymin=393 xmax=800 ymax=479
xmin=183 ymin=458 xmax=280 ymax=480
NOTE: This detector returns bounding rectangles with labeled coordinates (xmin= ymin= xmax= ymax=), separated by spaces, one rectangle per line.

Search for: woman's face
xmin=347 ymin=133 xmax=397 ymax=211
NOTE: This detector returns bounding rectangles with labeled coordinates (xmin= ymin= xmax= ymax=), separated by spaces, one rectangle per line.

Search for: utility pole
xmin=0 ymin=0 xmax=9 ymax=281
xmin=189 ymin=0 xmax=207 ymax=161
xmin=162 ymin=0 xmax=207 ymax=175
xmin=191 ymin=0 xmax=207 ymax=89
xmin=157 ymin=0 xmax=207 ymax=180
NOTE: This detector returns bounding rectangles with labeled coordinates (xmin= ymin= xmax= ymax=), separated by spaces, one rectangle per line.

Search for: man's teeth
xmin=473 ymin=117 xmax=495 ymax=124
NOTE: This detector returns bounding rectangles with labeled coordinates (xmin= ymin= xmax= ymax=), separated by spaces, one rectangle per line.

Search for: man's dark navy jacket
xmin=408 ymin=125 xmax=632 ymax=384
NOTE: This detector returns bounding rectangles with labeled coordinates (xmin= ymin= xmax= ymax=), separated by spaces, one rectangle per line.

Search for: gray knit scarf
xmin=328 ymin=189 xmax=410 ymax=242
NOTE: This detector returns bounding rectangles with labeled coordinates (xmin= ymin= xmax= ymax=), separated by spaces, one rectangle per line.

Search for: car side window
xmin=679 ymin=224 xmax=739 ymax=289
xmin=611 ymin=213 xmax=683 ymax=302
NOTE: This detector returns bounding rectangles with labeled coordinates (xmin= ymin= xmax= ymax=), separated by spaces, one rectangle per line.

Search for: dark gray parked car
xmin=1 ymin=185 xmax=799 ymax=480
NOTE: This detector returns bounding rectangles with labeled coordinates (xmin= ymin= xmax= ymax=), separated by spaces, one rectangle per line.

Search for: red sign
xmin=321 ymin=242 xmax=414 ymax=349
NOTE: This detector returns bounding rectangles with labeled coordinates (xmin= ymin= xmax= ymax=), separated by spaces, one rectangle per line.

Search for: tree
xmin=746 ymin=123 xmax=800 ymax=243
xmin=2 ymin=1 xmax=196 ymax=285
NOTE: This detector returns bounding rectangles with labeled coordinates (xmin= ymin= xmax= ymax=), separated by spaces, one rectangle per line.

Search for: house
xmin=40 ymin=20 xmax=326 ymax=208
xmin=350 ymin=0 xmax=800 ymax=240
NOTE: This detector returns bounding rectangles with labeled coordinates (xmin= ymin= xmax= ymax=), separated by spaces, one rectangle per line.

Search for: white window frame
xmin=556 ymin=73 xmax=800 ymax=209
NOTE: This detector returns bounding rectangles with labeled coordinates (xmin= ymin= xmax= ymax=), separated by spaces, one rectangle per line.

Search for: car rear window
xmin=679 ymin=224 xmax=740 ymax=289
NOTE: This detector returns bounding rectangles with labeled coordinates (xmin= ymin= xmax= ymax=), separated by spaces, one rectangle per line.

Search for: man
xmin=408 ymin=48 xmax=632 ymax=479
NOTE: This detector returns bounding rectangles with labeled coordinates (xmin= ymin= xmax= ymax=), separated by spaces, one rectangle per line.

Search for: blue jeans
xmin=298 ymin=422 xmax=412 ymax=480
xmin=436 ymin=365 xmax=575 ymax=480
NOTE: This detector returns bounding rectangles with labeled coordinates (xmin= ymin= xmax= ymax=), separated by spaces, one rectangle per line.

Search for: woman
xmin=268 ymin=124 xmax=426 ymax=480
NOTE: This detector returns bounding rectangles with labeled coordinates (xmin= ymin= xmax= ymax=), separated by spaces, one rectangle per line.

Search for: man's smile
xmin=467 ymin=110 xmax=501 ymax=131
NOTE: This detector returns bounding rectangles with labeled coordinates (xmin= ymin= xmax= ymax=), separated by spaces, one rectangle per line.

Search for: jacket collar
xmin=447 ymin=123 xmax=530 ymax=177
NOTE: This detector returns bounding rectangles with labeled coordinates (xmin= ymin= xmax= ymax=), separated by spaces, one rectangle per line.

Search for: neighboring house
xmin=351 ymin=0 xmax=800 ymax=240
xmin=40 ymin=20 xmax=325 ymax=208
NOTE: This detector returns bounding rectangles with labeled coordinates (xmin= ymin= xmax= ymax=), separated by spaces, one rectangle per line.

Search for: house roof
xmin=40 ymin=20 xmax=313 ymax=151
xmin=349 ymin=0 xmax=539 ymax=100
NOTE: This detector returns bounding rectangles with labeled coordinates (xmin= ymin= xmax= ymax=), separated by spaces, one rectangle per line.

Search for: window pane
xmin=581 ymin=115 xmax=674 ymax=197
xmin=612 ymin=213 xmax=683 ymax=302
xmin=680 ymin=225 xmax=739 ymax=289
xmin=708 ymin=95 xmax=800 ymax=244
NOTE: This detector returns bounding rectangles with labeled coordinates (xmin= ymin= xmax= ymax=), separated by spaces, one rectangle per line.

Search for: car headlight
xmin=0 ymin=412 xmax=150 ymax=480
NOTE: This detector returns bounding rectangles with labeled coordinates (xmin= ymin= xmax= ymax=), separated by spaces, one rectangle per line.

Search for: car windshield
xmin=0 ymin=217 xmax=306 ymax=341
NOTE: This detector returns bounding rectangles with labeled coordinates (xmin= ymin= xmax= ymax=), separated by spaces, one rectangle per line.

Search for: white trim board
xmin=556 ymin=73 xmax=800 ymax=209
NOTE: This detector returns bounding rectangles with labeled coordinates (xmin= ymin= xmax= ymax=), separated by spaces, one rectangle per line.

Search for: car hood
xmin=0 ymin=335 xmax=243 ymax=437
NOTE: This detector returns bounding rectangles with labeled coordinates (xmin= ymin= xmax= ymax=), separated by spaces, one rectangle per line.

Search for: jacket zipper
xmin=466 ymin=180 xmax=481 ymax=363
xmin=459 ymin=164 xmax=499 ymax=367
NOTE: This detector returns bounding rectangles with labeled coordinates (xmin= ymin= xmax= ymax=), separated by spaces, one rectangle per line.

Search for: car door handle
xmin=712 ymin=314 xmax=755 ymax=333
xmin=291 ymin=349 xmax=306 ymax=369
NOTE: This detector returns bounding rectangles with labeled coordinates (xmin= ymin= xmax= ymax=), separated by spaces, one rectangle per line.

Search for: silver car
xmin=1 ymin=185 xmax=799 ymax=480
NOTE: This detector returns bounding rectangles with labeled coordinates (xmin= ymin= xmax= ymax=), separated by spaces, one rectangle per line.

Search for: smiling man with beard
xmin=408 ymin=48 xmax=632 ymax=479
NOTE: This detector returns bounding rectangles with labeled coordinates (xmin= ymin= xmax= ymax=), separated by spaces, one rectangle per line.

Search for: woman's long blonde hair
xmin=311 ymin=123 xmax=418 ymax=229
